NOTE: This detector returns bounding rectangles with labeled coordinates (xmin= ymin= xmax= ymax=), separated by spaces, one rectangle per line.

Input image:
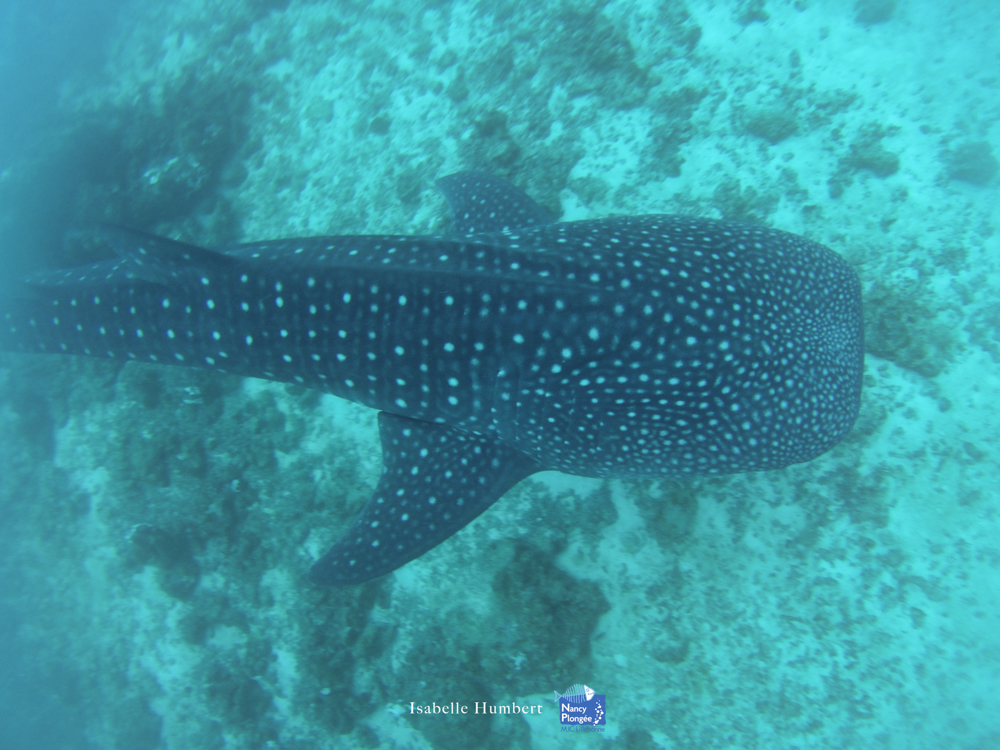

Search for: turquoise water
xmin=0 ymin=1 xmax=998 ymax=748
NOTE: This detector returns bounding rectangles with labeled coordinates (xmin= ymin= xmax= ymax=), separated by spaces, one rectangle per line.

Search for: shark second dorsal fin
xmin=99 ymin=225 xmax=236 ymax=285
xmin=309 ymin=412 xmax=542 ymax=585
xmin=435 ymin=171 xmax=553 ymax=235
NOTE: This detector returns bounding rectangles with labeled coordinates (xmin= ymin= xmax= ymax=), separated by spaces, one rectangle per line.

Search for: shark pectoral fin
xmin=98 ymin=225 xmax=236 ymax=285
xmin=435 ymin=170 xmax=553 ymax=235
xmin=309 ymin=412 xmax=542 ymax=585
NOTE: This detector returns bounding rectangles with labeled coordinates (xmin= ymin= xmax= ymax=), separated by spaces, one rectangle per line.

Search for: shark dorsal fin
xmin=20 ymin=227 xmax=235 ymax=290
xmin=436 ymin=171 xmax=553 ymax=235
xmin=99 ymin=225 xmax=236 ymax=285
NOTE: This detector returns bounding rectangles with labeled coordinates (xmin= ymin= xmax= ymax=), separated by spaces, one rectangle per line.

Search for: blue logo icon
xmin=553 ymin=684 xmax=606 ymax=731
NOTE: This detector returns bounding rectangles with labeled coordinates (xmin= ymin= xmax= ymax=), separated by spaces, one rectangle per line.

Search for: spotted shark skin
xmin=0 ymin=172 xmax=863 ymax=584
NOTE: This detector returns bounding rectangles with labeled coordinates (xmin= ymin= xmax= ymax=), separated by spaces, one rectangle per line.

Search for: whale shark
xmin=0 ymin=171 xmax=864 ymax=584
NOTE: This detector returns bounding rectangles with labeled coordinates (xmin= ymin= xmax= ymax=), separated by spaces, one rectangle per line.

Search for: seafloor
xmin=0 ymin=0 xmax=998 ymax=748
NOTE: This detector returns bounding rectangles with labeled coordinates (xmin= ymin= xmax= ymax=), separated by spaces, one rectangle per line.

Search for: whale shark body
xmin=0 ymin=172 xmax=863 ymax=584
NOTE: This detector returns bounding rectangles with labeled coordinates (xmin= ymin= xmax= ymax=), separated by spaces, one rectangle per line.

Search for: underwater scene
xmin=0 ymin=0 xmax=997 ymax=748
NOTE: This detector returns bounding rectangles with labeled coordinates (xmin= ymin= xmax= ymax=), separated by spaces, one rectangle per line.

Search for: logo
xmin=553 ymin=683 xmax=606 ymax=732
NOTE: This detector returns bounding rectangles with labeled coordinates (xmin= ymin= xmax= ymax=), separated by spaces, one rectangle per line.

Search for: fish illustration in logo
xmin=554 ymin=684 xmax=595 ymax=703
